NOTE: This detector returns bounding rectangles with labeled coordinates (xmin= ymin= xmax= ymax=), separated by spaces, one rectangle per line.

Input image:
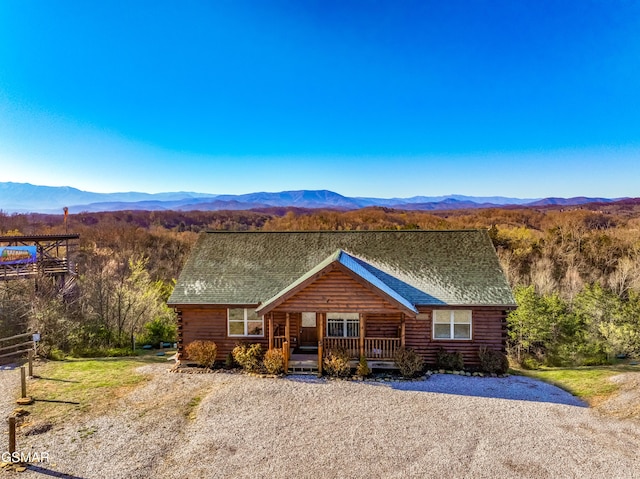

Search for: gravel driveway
xmin=3 ymin=365 xmax=640 ymax=479
xmin=0 ymin=364 xmax=20 ymax=419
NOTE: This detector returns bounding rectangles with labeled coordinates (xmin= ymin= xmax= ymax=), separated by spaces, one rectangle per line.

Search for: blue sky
xmin=1 ymin=0 xmax=639 ymax=198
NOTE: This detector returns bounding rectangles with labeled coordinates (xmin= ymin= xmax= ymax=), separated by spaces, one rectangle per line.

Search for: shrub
xmin=478 ymin=346 xmax=509 ymax=374
xmin=520 ymin=355 xmax=542 ymax=370
xmin=138 ymin=315 xmax=177 ymax=348
xmin=224 ymin=352 xmax=235 ymax=369
xmin=232 ymin=343 xmax=263 ymax=372
xmin=436 ymin=348 xmax=464 ymax=371
xmin=47 ymin=348 xmax=66 ymax=361
xmin=185 ymin=340 xmax=218 ymax=368
xmin=356 ymin=355 xmax=371 ymax=377
xmin=394 ymin=347 xmax=424 ymax=378
xmin=263 ymin=348 xmax=285 ymax=375
xmin=323 ymin=347 xmax=351 ymax=378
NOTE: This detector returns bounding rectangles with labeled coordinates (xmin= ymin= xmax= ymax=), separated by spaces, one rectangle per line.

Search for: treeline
xmin=1 ymin=202 xmax=639 ymax=363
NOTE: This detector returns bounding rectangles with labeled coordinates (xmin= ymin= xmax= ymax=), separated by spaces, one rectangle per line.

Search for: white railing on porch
xmin=322 ymin=337 xmax=401 ymax=360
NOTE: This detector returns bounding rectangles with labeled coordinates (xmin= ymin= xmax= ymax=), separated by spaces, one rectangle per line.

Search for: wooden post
xmin=20 ymin=366 xmax=26 ymax=398
xmin=317 ymin=340 xmax=323 ymax=377
xmin=268 ymin=314 xmax=274 ymax=351
xmin=318 ymin=313 xmax=325 ymax=343
xmin=359 ymin=313 xmax=365 ymax=358
xmin=283 ymin=341 xmax=289 ymax=372
xmin=400 ymin=314 xmax=406 ymax=348
xmin=285 ymin=313 xmax=291 ymax=346
xmin=9 ymin=416 xmax=16 ymax=455
xmin=28 ymin=350 xmax=34 ymax=377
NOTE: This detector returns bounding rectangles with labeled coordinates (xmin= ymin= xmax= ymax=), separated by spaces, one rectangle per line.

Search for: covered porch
xmin=256 ymin=248 xmax=418 ymax=374
xmin=266 ymin=311 xmax=407 ymax=374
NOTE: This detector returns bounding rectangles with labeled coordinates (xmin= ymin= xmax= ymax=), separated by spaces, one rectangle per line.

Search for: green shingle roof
xmin=168 ymin=230 xmax=516 ymax=308
xmin=257 ymin=249 xmax=419 ymax=315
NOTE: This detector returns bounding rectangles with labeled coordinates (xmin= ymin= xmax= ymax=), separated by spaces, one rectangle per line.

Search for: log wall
xmin=274 ymin=269 xmax=402 ymax=314
xmin=406 ymin=307 xmax=508 ymax=367
xmin=177 ymin=305 xmax=507 ymax=366
xmin=365 ymin=313 xmax=402 ymax=338
xmin=177 ymin=307 xmax=302 ymax=360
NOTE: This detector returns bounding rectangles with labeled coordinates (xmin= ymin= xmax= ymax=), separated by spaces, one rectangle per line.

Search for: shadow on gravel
xmin=25 ymin=464 xmax=86 ymax=479
xmin=386 ymin=374 xmax=587 ymax=407
xmin=285 ymin=375 xmax=324 ymax=384
xmin=0 ymin=362 xmax=21 ymax=370
xmin=285 ymin=374 xmax=587 ymax=407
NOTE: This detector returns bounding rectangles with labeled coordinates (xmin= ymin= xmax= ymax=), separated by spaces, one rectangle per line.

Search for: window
xmin=301 ymin=312 xmax=317 ymax=328
xmin=228 ymin=308 xmax=264 ymax=337
xmin=433 ymin=310 xmax=472 ymax=340
xmin=326 ymin=312 xmax=359 ymax=337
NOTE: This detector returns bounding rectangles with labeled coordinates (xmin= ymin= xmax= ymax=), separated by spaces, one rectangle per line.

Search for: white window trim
xmin=326 ymin=312 xmax=360 ymax=338
xmin=227 ymin=308 xmax=264 ymax=337
xmin=432 ymin=310 xmax=472 ymax=340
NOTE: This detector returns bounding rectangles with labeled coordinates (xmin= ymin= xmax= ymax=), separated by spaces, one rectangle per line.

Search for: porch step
xmin=297 ymin=346 xmax=318 ymax=353
xmin=288 ymin=366 xmax=318 ymax=375
xmin=288 ymin=359 xmax=318 ymax=375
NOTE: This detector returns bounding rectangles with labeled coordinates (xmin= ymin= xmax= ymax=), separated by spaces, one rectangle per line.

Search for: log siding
xmin=177 ymin=297 xmax=508 ymax=366
xmin=272 ymin=269 xmax=405 ymax=314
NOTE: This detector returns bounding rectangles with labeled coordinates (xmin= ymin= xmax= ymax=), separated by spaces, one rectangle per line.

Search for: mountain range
xmin=0 ymin=182 xmax=621 ymax=214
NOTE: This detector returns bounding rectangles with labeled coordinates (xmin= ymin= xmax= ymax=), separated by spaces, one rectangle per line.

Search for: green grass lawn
xmin=514 ymin=363 xmax=640 ymax=405
xmin=25 ymin=352 xmax=175 ymax=424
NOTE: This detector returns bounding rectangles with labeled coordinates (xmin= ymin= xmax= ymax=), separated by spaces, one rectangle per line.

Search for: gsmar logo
xmin=2 ymin=451 xmax=50 ymax=463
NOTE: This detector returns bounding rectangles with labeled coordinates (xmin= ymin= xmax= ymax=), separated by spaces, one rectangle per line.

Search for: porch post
xmin=317 ymin=312 xmax=325 ymax=376
xmin=400 ymin=313 xmax=406 ymax=348
xmin=285 ymin=313 xmax=291 ymax=347
xmin=268 ymin=313 xmax=274 ymax=350
xmin=359 ymin=313 xmax=365 ymax=358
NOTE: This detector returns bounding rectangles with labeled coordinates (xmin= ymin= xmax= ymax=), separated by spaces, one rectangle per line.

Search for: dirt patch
xmin=596 ymin=372 xmax=640 ymax=420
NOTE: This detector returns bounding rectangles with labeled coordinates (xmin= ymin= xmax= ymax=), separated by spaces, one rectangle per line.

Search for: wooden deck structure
xmin=0 ymin=234 xmax=79 ymax=292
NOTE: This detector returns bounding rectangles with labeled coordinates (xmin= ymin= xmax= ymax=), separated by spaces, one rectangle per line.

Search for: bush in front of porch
xmin=356 ymin=355 xmax=371 ymax=378
xmin=323 ymin=347 xmax=351 ymax=378
xmin=263 ymin=348 xmax=285 ymax=375
xmin=232 ymin=343 xmax=264 ymax=372
xmin=394 ymin=347 xmax=424 ymax=378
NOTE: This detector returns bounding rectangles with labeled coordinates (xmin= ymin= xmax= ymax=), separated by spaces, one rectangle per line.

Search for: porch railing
xmin=273 ymin=336 xmax=286 ymax=349
xmin=364 ymin=337 xmax=400 ymax=360
xmin=322 ymin=337 xmax=401 ymax=360
xmin=322 ymin=337 xmax=359 ymax=358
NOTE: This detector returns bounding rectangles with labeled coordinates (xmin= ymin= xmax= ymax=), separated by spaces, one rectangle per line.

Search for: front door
xmin=300 ymin=312 xmax=318 ymax=348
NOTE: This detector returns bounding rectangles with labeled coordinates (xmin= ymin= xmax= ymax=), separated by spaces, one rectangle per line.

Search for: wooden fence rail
xmin=0 ymin=332 xmax=35 ymax=360
xmin=0 ymin=332 xmax=33 ymax=343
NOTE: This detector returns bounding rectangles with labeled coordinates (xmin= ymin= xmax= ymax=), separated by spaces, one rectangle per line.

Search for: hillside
xmin=2 ymin=199 xmax=640 ymax=369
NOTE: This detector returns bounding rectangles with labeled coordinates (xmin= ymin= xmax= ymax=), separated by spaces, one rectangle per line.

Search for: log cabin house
xmin=168 ymin=230 xmax=516 ymax=373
